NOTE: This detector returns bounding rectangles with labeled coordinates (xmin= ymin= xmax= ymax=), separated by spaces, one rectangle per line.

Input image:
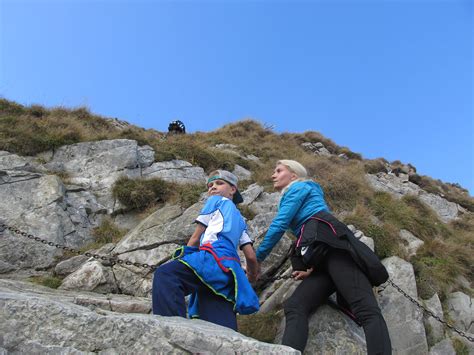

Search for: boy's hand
xmin=291 ymin=267 xmax=314 ymax=281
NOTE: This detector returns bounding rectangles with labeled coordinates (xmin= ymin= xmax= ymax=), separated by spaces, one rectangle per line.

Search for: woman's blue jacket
xmin=255 ymin=180 xmax=329 ymax=262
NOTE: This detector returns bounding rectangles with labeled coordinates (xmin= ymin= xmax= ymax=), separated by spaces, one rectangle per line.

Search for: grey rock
xmin=0 ymin=171 xmax=93 ymax=271
xmin=44 ymin=139 xmax=144 ymax=212
xmin=446 ymin=292 xmax=474 ymax=334
xmin=399 ymin=229 xmax=424 ymax=257
xmin=137 ymin=145 xmax=155 ymax=167
xmin=365 ymin=173 xmax=461 ymax=223
xmin=112 ymin=211 xmax=143 ymax=231
xmin=142 ymin=160 xmax=207 ymax=184
xmin=379 ymin=256 xmax=428 ymax=354
xmin=275 ymin=300 xmax=367 ymax=354
xmin=55 ymin=255 xmax=89 ymax=277
xmin=250 ymin=191 xmax=280 ymax=214
xmin=423 ymin=293 xmax=445 ymax=345
xmin=241 ymin=183 xmax=264 ymax=206
xmin=59 ymin=260 xmax=118 ymax=293
xmin=259 ymin=267 xmax=300 ymax=313
xmin=232 ymin=164 xmax=252 ymax=180
xmin=0 ymin=151 xmax=32 ymax=170
xmin=429 ymin=338 xmax=455 ymax=355
xmin=0 ymin=280 xmax=297 ymax=354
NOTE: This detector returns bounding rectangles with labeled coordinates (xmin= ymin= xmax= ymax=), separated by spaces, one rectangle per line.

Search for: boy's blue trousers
xmin=152 ymin=259 xmax=237 ymax=330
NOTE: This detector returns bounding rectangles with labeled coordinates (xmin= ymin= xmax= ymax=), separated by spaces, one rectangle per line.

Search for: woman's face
xmin=272 ymin=164 xmax=297 ymax=191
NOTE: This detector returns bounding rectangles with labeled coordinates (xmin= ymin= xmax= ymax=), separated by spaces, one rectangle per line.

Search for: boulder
xmin=399 ymin=229 xmax=424 ymax=257
xmin=0 ymin=280 xmax=297 ymax=354
xmin=446 ymin=292 xmax=474 ymax=335
xmin=379 ymin=256 xmax=428 ymax=354
xmin=422 ymin=293 xmax=445 ymax=345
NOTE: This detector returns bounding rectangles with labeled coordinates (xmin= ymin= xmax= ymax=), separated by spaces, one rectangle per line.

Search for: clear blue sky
xmin=1 ymin=0 xmax=473 ymax=194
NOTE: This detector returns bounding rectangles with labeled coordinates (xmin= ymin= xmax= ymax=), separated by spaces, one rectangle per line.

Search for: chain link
xmin=386 ymin=279 xmax=474 ymax=342
xmin=1 ymin=222 xmax=473 ymax=343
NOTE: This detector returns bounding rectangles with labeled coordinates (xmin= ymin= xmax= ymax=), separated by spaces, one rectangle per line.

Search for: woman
xmin=255 ymin=160 xmax=392 ymax=354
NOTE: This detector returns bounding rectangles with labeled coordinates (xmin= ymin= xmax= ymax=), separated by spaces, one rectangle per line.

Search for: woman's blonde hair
xmin=277 ymin=160 xmax=308 ymax=178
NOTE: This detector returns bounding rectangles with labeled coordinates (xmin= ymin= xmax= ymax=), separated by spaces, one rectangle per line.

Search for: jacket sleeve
xmin=256 ymin=184 xmax=310 ymax=262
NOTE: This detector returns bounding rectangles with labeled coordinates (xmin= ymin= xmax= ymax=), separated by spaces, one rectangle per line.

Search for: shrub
xmin=113 ymin=177 xmax=170 ymax=210
xmin=363 ymin=158 xmax=389 ymax=174
xmin=29 ymin=275 xmax=63 ymax=289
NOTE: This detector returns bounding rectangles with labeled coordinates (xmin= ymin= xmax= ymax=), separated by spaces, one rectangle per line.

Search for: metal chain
xmin=386 ymin=279 xmax=474 ymax=342
xmin=0 ymin=223 xmax=159 ymax=271
xmin=1 ymin=222 xmax=473 ymax=343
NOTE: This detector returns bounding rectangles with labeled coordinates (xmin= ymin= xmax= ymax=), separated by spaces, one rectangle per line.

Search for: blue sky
xmin=1 ymin=0 xmax=473 ymax=194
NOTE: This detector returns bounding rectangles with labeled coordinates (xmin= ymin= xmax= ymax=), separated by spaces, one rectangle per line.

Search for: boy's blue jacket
xmin=256 ymin=180 xmax=329 ymax=262
xmin=173 ymin=241 xmax=259 ymax=315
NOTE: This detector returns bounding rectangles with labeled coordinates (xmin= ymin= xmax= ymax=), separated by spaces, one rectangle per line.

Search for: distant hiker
xmin=255 ymin=160 xmax=392 ymax=354
xmin=152 ymin=170 xmax=259 ymax=330
xmin=167 ymin=120 xmax=186 ymax=134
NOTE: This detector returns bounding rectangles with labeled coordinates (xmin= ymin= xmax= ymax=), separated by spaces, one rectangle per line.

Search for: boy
xmin=152 ymin=170 xmax=260 ymax=330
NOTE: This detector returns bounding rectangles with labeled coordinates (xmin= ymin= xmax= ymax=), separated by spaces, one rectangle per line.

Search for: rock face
xmin=365 ymin=173 xmax=462 ymax=222
xmin=0 ymin=170 xmax=96 ymax=272
xmin=0 ymin=280 xmax=297 ymax=354
xmin=379 ymin=256 xmax=428 ymax=354
xmin=0 ymin=138 xmax=472 ymax=354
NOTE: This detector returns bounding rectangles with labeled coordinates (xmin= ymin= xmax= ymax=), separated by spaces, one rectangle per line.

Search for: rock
xmin=248 ymin=212 xmax=293 ymax=277
xmin=379 ymin=256 xmax=428 ymax=354
xmin=0 ymin=279 xmax=151 ymax=314
xmin=241 ymin=183 xmax=264 ymax=206
xmin=60 ymin=260 xmax=118 ymax=293
xmin=301 ymin=142 xmax=331 ymax=157
xmin=232 ymin=164 xmax=252 ymax=180
xmin=43 ymin=139 xmax=144 ymax=212
xmin=259 ymin=267 xmax=300 ymax=313
xmin=0 ymin=171 xmax=94 ymax=271
xmin=422 ymin=293 xmax=445 ymax=345
xmin=0 ymin=280 xmax=297 ymax=354
xmin=399 ymin=229 xmax=424 ymax=257
xmin=0 ymin=151 xmax=32 ymax=170
xmin=446 ymin=292 xmax=474 ymax=334
xmin=137 ymin=145 xmax=155 ymax=167
xmin=142 ymin=160 xmax=207 ymax=184
xmin=55 ymin=255 xmax=89 ymax=277
xmin=429 ymin=338 xmax=455 ymax=355
xmin=275 ymin=298 xmax=367 ymax=354
xmin=250 ymin=191 xmax=280 ymax=214
xmin=365 ymin=173 xmax=461 ymax=223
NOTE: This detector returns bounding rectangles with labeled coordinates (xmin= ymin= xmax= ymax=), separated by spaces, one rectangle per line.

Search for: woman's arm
xmin=255 ymin=185 xmax=310 ymax=262
xmin=241 ymin=244 xmax=259 ymax=283
xmin=187 ymin=223 xmax=206 ymax=247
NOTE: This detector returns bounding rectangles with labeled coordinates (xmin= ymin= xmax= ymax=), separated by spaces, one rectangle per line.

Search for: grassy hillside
xmin=1 ymin=98 xmax=473 ymax=299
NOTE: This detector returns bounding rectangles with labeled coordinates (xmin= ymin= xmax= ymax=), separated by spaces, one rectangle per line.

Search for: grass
xmin=112 ymin=176 xmax=206 ymax=211
xmin=237 ymin=310 xmax=284 ymax=343
xmin=29 ymin=275 xmax=63 ymax=289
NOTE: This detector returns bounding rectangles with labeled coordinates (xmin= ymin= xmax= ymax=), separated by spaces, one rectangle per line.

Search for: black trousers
xmin=282 ymin=249 xmax=392 ymax=354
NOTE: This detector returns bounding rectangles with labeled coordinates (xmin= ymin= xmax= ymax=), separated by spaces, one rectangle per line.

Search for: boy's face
xmin=207 ymin=179 xmax=236 ymax=200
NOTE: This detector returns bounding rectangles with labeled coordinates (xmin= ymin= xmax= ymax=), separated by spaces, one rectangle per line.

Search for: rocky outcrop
xmin=366 ymin=173 xmax=463 ymax=222
xmin=301 ymin=142 xmax=331 ymax=157
xmin=0 ymin=170 xmax=96 ymax=272
xmin=0 ymin=279 xmax=297 ymax=354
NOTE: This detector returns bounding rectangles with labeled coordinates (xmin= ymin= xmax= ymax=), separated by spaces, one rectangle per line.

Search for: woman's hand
xmin=292 ymin=267 xmax=314 ymax=281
